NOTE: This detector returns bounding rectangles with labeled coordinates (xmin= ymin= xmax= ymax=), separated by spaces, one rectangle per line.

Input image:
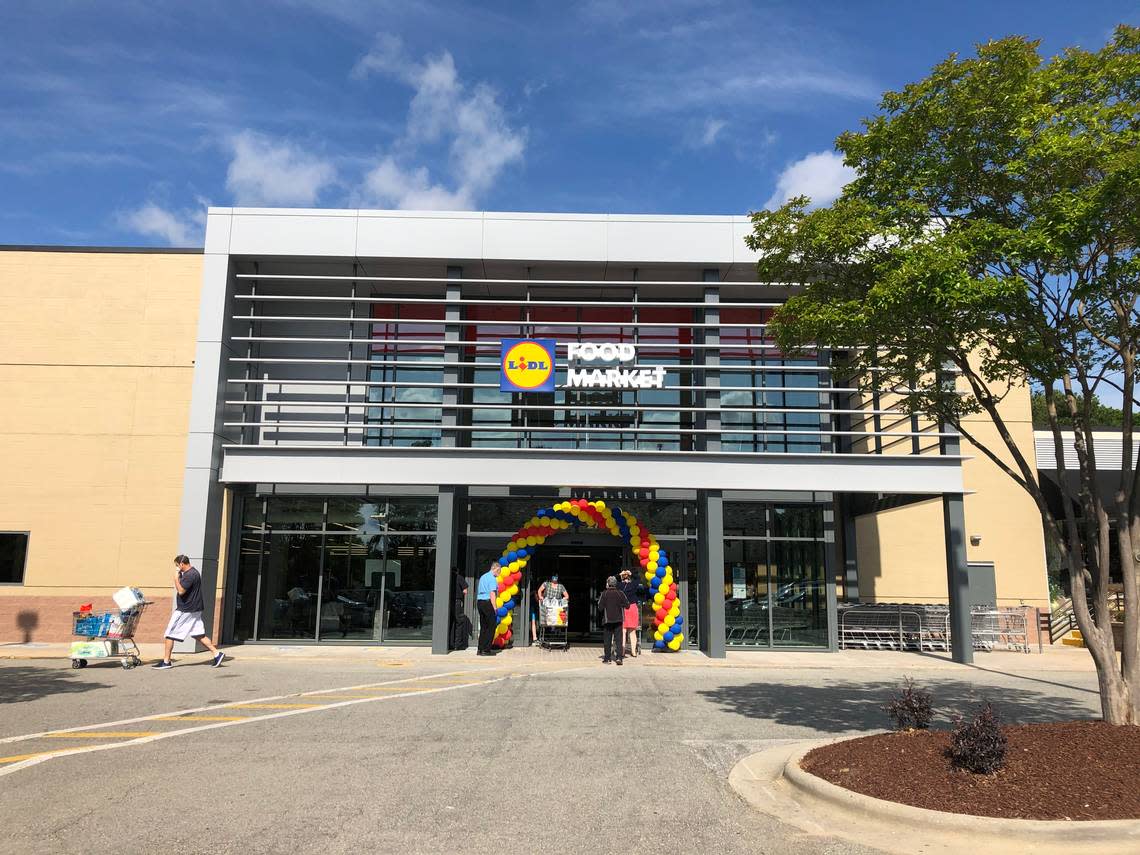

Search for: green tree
xmin=1029 ymin=391 xmax=1127 ymax=428
xmin=747 ymin=27 xmax=1139 ymax=724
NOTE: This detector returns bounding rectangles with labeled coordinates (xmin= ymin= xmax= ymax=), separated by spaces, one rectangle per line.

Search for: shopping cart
xmin=69 ymin=603 xmax=152 ymax=669
xmin=538 ymin=597 xmax=569 ymax=650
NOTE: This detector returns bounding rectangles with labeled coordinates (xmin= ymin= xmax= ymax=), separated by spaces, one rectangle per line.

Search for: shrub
xmin=946 ymin=702 xmax=1007 ymax=774
xmin=882 ymin=677 xmax=934 ymax=730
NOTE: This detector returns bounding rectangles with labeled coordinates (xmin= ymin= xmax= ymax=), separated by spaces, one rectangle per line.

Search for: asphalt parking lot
xmin=0 ymin=647 xmax=1103 ymax=855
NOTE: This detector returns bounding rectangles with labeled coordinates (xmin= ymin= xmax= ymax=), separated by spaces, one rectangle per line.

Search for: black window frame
xmin=0 ymin=532 xmax=30 ymax=585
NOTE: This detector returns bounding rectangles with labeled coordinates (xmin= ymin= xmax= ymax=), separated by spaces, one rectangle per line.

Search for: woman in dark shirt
xmin=597 ymin=576 xmax=629 ymax=665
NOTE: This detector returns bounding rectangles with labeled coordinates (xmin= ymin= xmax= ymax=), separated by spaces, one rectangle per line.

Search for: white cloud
xmin=118 ymin=202 xmax=202 ymax=246
xmin=699 ymin=118 xmax=727 ymax=147
xmin=353 ymin=36 xmax=525 ymax=210
xmin=225 ymin=130 xmax=336 ymax=206
xmin=765 ymin=150 xmax=855 ymax=209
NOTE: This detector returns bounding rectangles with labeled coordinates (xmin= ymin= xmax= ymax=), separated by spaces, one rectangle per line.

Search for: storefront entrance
xmin=465 ymin=532 xmax=691 ymax=648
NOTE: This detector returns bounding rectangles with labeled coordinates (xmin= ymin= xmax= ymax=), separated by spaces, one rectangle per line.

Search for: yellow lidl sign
xmin=500 ymin=339 xmax=555 ymax=392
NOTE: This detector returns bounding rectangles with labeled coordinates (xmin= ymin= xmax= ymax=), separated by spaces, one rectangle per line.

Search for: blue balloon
xmin=505 ymin=599 xmax=515 ymax=610
xmin=517 ymin=547 xmax=528 ymax=557
xmin=655 ymin=566 xmax=665 ymax=578
xmin=508 ymin=550 xmax=518 ymax=561
xmin=674 ymin=616 xmax=684 ymax=627
xmin=537 ymin=509 xmax=547 ymax=517
xmin=654 ymin=640 xmax=666 ymax=649
xmin=664 ymin=631 xmax=675 ymax=642
xmin=496 ymin=607 xmax=507 ymax=618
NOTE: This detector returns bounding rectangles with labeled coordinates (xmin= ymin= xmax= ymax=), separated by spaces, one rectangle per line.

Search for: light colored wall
xmin=0 ymin=250 xmax=203 ymax=642
xmin=856 ymin=382 xmax=1049 ymax=608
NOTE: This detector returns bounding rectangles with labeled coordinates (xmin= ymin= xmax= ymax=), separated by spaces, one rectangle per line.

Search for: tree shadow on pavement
xmin=697 ymin=679 xmax=1101 ymax=733
xmin=0 ymin=665 xmax=112 ymax=704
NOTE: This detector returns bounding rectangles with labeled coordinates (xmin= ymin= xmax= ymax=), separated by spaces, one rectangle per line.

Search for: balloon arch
xmin=489 ymin=498 xmax=685 ymax=651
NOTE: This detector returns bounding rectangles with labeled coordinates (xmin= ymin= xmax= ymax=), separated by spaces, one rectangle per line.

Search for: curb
xmin=729 ymin=739 xmax=1140 ymax=855
xmin=782 ymin=740 xmax=1140 ymax=849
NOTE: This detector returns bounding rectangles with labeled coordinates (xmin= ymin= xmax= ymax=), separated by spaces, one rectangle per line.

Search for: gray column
xmin=441 ymin=267 xmax=462 ymax=448
xmin=839 ymin=495 xmax=860 ymax=601
xmin=698 ymin=489 xmax=726 ymax=658
xmin=823 ymin=503 xmax=839 ymax=651
xmin=176 ymin=223 xmax=235 ymax=653
xmin=701 ymin=271 xmax=720 ymax=453
xmin=938 ymin=362 xmax=972 ymax=663
xmin=431 ymin=485 xmax=461 ymax=654
xmin=943 ymin=492 xmax=973 ymax=664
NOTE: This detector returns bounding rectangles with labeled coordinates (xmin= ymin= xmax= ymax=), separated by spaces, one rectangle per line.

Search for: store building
xmin=0 ymin=209 xmax=1049 ymax=660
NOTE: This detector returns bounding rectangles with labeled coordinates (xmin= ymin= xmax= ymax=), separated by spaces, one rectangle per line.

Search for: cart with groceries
xmin=69 ymin=586 xmax=152 ymax=670
xmin=538 ymin=595 xmax=569 ymax=650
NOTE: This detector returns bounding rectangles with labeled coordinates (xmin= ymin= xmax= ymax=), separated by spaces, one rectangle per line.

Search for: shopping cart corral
xmin=70 ymin=602 xmax=152 ymax=669
xmin=838 ymin=603 xmax=1032 ymax=653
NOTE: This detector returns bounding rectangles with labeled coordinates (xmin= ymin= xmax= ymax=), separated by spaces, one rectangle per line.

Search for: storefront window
xmin=235 ymin=493 xmax=440 ymax=644
xmin=257 ymin=532 xmax=323 ymax=639
xmin=722 ymin=503 xmax=829 ymax=649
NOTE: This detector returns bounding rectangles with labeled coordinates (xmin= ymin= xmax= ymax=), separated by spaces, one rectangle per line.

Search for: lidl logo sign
xmin=500 ymin=338 xmax=556 ymax=392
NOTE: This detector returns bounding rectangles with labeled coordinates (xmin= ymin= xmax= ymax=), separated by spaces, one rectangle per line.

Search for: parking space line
xmin=0 ymin=665 xmax=587 ymax=778
xmin=226 ymin=703 xmax=323 ymax=710
xmin=0 ymin=669 xmax=478 ymax=746
xmin=152 ymin=716 xmax=248 ymax=722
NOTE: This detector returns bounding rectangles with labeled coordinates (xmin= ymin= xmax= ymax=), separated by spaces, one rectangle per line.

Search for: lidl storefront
xmin=179 ymin=207 xmax=1001 ymax=662
xmin=0 ymin=210 xmax=1049 ymax=658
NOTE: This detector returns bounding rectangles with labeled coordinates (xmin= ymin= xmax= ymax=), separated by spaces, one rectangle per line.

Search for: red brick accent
xmin=0 ymin=595 xmax=215 ymax=644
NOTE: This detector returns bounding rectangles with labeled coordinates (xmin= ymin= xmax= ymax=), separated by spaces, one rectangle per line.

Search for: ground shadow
xmin=0 ymin=664 xmax=112 ymax=704
xmin=697 ymin=678 xmax=1100 ymax=733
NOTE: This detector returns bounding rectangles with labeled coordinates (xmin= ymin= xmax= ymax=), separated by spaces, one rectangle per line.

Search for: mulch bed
xmin=801 ymin=722 xmax=1140 ymax=821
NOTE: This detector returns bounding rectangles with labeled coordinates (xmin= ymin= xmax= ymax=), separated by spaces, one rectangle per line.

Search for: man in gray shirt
xmin=153 ymin=554 xmax=225 ymax=669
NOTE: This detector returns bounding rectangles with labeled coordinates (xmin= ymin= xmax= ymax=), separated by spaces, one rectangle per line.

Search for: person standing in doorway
xmin=476 ymin=561 xmax=500 ymax=656
xmin=537 ymin=574 xmax=567 ymax=604
xmin=597 ymin=575 xmax=629 ymax=665
xmin=617 ymin=568 xmax=643 ymax=657
xmin=153 ymin=555 xmax=224 ymax=669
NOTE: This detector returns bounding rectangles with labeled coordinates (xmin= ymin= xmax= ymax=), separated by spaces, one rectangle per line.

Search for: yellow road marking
xmin=153 ymin=716 xmax=249 ymax=722
xmin=0 ymin=750 xmax=70 ymax=764
xmin=44 ymin=731 xmax=156 ymax=739
xmin=226 ymin=703 xmax=323 ymax=710
xmin=304 ymin=694 xmax=393 ymax=700
xmin=350 ymin=686 xmax=434 ymax=693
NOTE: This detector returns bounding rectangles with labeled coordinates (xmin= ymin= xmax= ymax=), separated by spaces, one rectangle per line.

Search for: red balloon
xmin=639 ymin=557 xmax=649 ymax=567
xmin=639 ymin=547 xmax=649 ymax=557
xmin=655 ymin=608 xmax=667 ymax=621
xmin=497 ymin=582 xmax=507 ymax=593
xmin=669 ymin=583 xmax=678 ymax=594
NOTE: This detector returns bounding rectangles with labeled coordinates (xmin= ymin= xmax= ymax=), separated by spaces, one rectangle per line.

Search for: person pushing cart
xmin=537 ymin=573 xmax=569 ymax=650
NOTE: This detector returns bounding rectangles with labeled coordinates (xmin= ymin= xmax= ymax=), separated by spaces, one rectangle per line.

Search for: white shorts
xmin=164 ymin=610 xmax=207 ymax=641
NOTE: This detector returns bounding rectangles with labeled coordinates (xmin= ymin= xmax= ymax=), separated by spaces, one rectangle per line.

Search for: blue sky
xmin=2 ymin=0 xmax=1134 ymax=247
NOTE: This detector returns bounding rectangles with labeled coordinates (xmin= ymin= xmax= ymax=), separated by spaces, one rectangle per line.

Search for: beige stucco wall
xmin=0 ymin=250 xmax=203 ymax=642
xmin=856 ymin=382 xmax=1049 ymax=608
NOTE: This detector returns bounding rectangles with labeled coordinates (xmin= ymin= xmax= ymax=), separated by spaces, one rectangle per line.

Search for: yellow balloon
xmin=595 ymin=500 xmax=606 ymax=510
xmin=504 ymin=613 xmax=513 ymax=626
xmin=653 ymin=593 xmax=664 ymax=605
xmin=536 ymin=535 xmax=546 ymax=544
xmin=654 ymin=630 xmax=664 ymax=641
xmin=658 ymin=583 xmax=669 ymax=595
xmin=662 ymin=574 xmax=674 ymax=587
xmin=525 ymin=536 xmax=536 ymax=546
xmin=668 ymin=638 xmax=681 ymax=651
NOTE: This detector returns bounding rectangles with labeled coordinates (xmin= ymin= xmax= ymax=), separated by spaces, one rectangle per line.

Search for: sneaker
xmin=616 ymin=659 xmax=623 ymax=666
xmin=211 ymin=651 xmax=225 ymax=668
xmin=152 ymin=660 xmax=173 ymax=669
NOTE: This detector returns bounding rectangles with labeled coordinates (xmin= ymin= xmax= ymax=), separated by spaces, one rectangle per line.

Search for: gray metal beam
xmin=698 ymin=489 xmax=726 ymax=658
xmin=823 ymin=503 xmax=839 ymax=651
xmin=939 ymin=363 xmax=973 ymax=664
xmin=431 ymin=485 xmax=460 ymax=655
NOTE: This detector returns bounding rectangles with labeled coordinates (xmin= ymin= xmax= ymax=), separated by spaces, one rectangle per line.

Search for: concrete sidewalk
xmin=1 ymin=639 xmax=1097 ymax=673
